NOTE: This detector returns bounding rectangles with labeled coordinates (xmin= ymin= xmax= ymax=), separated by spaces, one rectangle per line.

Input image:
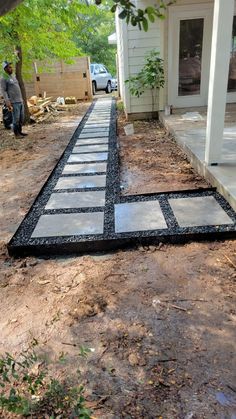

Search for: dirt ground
xmin=0 ymin=103 xmax=236 ymax=418
xmin=118 ymin=112 xmax=209 ymax=195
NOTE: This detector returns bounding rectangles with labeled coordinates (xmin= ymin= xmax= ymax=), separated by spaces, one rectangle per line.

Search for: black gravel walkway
xmin=8 ymin=98 xmax=236 ymax=256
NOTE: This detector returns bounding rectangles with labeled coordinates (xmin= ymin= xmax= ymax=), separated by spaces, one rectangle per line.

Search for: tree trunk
xmin=15 ymin=44 xmax=30 ymax=123
xmin=0 ymin=0 xmax=23 ymax=17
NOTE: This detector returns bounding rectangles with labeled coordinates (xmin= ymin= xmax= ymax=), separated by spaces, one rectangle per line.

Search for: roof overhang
xmin=108 ymin=32 xmax=117 ymax=45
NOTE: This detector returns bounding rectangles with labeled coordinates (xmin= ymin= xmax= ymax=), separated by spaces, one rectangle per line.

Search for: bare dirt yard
xmin=118 ymin=111 xmax=209 ymax=195
xmin=0 ymin=103 xmax=235 ymax=418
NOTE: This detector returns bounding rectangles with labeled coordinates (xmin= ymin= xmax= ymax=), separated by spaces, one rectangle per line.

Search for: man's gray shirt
xmin=1 ymin=74 xmax=23 ymax=104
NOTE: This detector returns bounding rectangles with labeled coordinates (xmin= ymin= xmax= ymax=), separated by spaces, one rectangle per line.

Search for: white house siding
xmin=116 ymin=0 xmax=218 ymax=116
xmin=116 ymin=0 xmax=163 ymax=117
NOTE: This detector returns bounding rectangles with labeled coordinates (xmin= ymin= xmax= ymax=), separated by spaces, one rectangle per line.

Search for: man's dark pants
xmin=12 ymin=102 xmax=24 ymax=135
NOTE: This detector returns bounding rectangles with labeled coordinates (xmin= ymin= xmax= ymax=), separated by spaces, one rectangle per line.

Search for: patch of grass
xmin=117 ymin=101 xmax=124 ymax=112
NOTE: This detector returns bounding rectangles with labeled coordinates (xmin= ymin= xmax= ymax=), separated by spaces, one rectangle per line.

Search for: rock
xmin=139 ymin=246 xmax=146 ymax=252
xmin=148 ymin=245 xmax=156 ymax=252
xmin=27 ymin=259 xmax=38 ymax=267
xmin=128 ymin=353 xmax=139 ymax=366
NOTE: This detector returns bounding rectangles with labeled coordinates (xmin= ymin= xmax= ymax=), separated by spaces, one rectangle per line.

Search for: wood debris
xmin=27 ymin=95 xmax=69 ymax=122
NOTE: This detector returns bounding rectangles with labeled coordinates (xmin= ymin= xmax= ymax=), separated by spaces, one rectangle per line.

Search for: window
xmin=178 ymin=18 xmax=204 ymax=96
xmin=99 ymin=65 xmax=107 ymax=74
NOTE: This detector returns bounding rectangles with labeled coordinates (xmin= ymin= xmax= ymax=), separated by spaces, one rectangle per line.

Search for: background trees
xmin=75 ymin=5 xmax=116 ymax=75
xmin=0 ymin=0 xmax=115 ymax=119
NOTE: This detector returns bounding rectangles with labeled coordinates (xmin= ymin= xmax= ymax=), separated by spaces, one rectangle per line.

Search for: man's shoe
xmin=20 ymin=132 xmax=28 ymax=137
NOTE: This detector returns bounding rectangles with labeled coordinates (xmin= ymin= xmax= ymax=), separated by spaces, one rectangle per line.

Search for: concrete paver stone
xmin=32 ymin=212 xmax=104 ymax=237
xmin=169 ymin=196 xmax=234 ymax=227
xmin=68 ymin=153 xmax=108 ymax=163
xmin=62 ymin=163 xmax=107 ymax=174
xmin=45 ymin=191 xmax=106 ymax=209
xmin=79 ymin=133 xmax=109 ymax=139
xmin=55 ymin=175 xmax=106 ymax=189
xmin=115 ymin=201 xmax=167 ymax=233
xmin=72 ymin=145 xmax=108 ymax=154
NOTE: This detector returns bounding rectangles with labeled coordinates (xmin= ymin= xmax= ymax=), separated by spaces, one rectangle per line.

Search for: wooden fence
xmin=24 ymin=56 xmax=92 ymax=101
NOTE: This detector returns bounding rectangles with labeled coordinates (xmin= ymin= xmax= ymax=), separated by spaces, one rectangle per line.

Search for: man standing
xmin=1 ymin=61 xmax=27 ymax=137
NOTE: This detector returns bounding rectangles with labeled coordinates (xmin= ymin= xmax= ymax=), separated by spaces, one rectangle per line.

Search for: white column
xmin=205 ymin=0 xmax=234 ymax=165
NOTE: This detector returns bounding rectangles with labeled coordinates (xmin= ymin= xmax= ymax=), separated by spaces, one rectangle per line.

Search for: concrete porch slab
xmin=160 ymin=105 xmax=236 ymax=211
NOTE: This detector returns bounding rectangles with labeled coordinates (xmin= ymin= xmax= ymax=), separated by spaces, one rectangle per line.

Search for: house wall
xmin=116 ymin=0 xmax=164 ymax=119
xmin=117 ymin=0 xmax=216 ymax=117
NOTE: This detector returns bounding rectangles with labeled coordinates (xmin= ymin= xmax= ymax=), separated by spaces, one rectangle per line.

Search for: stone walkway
xmin=8 ymin=98 xmax=236 ymax=256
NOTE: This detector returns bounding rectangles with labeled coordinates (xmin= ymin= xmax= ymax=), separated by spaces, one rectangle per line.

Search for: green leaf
xmin=110 ymin=4 xmax=117 ymax=12
xmin=118 ymin=9 xmax=127 ymax=19
xmin=142 ymin=17 xmax=148 ymax=31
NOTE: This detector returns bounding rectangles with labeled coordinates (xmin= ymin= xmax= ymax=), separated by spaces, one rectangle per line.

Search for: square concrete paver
xmin=76 ymin=138 xmax=108 ymax=145
xmin=62 ymin=163 xmax=107 ymax=174
xmin=87 ymin=117 xmax=110 ymax=122
xmin=82 ymin=128 xmax=109 ymax=133
xmin=45 ymin=191 xmax=105 ymax=209
xmin=68 ymin=153 xmax=108 ymax=163
xmin=79 ymin=133 xmax=109 ymax=139
xmin=169 ymin=196 xmax=234 ymax=227
xmin=55 ymin=175 xmax=106 ymax=189
xmin=72 ymin=145 xmax=108 ymax=153
xmin=115 ymin=201 xmax=167 ymax=233
xmin=85 ymin=123 xmax=109 ymax=128
xmin=31 ymin=212 xmax=104 ymax=237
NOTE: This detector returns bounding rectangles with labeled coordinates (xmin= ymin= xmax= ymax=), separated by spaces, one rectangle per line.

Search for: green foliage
xmin=126 ymin=49 xmax=165 ymax=97
xmin=126 ymin=49 xmax=165 ymax=113
xmin=74 ymin=3 xmax=116 ymax=75
xmin=116 ymin=100 xmax=124 ymax=111
xmin=0 ymin=0 xmax=98 ymax=75
xmin=0 ymin=348 xmax=92 ymax=418
xmin=103 ymin=0 xmax=176 ymax=32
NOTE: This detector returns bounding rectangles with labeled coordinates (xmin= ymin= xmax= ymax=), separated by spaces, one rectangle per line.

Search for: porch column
xmin=205 ymin=0 xmax=234 ymax=165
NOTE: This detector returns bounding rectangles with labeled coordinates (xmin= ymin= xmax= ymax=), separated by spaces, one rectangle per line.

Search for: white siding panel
xmin=130 ymin=95 xmax=158 ymax=106
xmin=128 ymin=47 xmax=153 ymax=58
xmin=128 ymin=64 xmax=144 ymax=74
xmin=128 ymin=104 xmax=154 ymax=113
xmin=129 ymin=91 xmax=153 ymax=99
xmin=128 ymin=38 xmax=160 ymax=49
xmin=128 ymin=56 xmax=146 ymax=66
xmin=117 ymin=0 xmax=163 ymax=115
xmin=128 ymin=29 xmax=160 ymax=40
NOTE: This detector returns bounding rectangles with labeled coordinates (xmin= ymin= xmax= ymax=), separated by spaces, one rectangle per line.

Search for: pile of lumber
xmin=27 ymin=95 xmax=70 ymax=122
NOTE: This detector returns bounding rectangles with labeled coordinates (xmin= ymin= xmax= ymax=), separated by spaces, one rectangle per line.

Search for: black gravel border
xmin=8 ymin=98 xmax=236 ymax=257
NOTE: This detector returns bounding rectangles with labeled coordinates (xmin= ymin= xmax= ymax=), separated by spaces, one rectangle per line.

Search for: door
xmin=168 ymin=5 xmax=213 ymax=108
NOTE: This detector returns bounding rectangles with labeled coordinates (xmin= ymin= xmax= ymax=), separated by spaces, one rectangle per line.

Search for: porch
xmin=159 ymin=104 xmax=236 ymax=211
